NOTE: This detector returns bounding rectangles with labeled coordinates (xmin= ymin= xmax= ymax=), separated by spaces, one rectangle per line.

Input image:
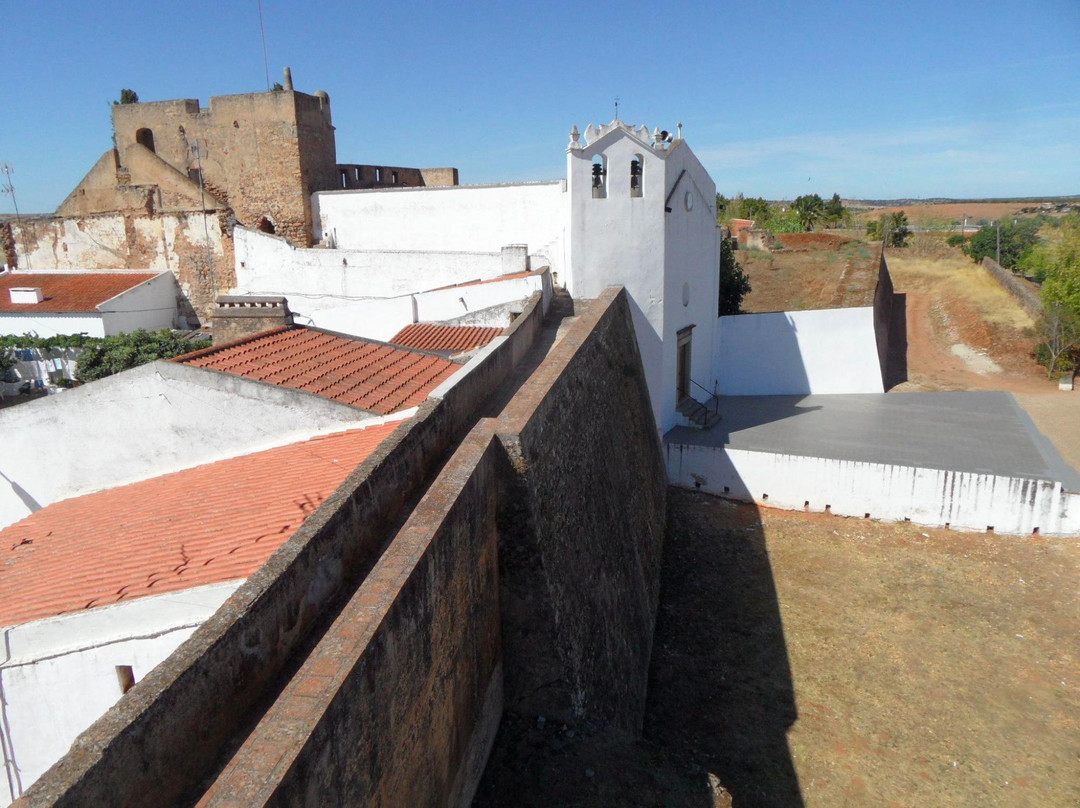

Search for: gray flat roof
xmin=665 ymin=392 xmax=1080 ymax=491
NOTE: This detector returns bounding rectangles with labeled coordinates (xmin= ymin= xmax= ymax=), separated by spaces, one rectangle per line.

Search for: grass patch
xmin=887 ymin=255 xmax=1034 ymax=330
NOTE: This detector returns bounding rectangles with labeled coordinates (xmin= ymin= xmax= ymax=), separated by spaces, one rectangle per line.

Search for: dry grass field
xmin=477 ymin=492 xmax=1080 ymax=807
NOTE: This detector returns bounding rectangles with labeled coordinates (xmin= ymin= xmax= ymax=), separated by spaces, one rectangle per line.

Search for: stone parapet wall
xmin=17 ymin=285 xmax=669 ymax=807
xmin=15 ymin=290 xmax=548 ymax=808
xmin=495 ymin=287 xmax=666 ymax=731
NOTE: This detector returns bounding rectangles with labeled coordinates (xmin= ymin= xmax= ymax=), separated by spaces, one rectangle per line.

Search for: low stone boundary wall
xmin=982 ymin=257 xmax=1042 ymax=319
xmin=666 ymin=443 xmax=1079 ymax=536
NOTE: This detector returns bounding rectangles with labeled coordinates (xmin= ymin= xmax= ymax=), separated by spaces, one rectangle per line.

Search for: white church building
xmin=234 ymin=120 xmax=737 ymax=434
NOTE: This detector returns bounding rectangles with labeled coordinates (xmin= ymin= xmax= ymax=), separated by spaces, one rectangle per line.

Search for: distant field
xmin=861 ymin=200 xmax=1076 ymax=226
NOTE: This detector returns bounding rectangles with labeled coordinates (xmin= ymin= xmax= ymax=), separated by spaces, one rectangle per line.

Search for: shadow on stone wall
xmin=884 ymin=292 xmax=908 ymax=390
xmin=646 ymin=487 xmax=804 ymax=806
xmin=475 ymin=487 xmax=805 ymax=807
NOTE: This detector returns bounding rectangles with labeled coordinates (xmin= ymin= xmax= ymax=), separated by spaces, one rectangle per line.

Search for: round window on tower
xmin=684 ymin=191 xmax=694 ymax=212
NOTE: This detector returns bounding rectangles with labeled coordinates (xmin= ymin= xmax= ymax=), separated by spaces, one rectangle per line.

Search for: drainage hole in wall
xmin=944 ymin=522 xmax=950 ymax=529
xmin=824 ymin=504 xmax=831 ymax=515
xmin=762 ymin=493 xmax=768 ymax=501
xmin=803 ymin=500 xmax=809 ymax=511
xmin=722 ymin=486 xmax=730 ymax=494
xmin=864 ymin=513 xmax=870 ymax=519
xmin=986 ymin=526 xmax=994 ymax=533
xmin=1032 ymin=526 xmax=1040 ymax=535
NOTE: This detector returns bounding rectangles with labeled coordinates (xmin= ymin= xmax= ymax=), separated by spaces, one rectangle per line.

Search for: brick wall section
xmin=982 ymin=256 xmax=1043 ymax=319
xmin=873 ymin=245 xmax=895 ymax=385
xmin=16 ymin=290 xmax=547 ymax=808
xmin=495 ymin=287 xmax=666 ymax=732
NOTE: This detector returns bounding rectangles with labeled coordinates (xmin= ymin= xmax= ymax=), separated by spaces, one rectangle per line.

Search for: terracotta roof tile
xmin=174 ymin=326 xmax=458 ymax=414
xmin=389 ymin=324 xmax=504 ymax=355
xmin=0 ymin=422 xmax=398 ymax=628
xmin=0 ymin=272 xmax=160 ymax=313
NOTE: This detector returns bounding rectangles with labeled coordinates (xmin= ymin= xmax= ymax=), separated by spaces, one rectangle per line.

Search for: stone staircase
xmin=676 ymin=394 xmax=721 ymax=430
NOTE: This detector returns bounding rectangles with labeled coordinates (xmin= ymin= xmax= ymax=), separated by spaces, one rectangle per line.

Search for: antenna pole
xmin=258 ymin=0 xmax=271 ymax=91
xmin=1 ymin=162 xmax=31 ymax=270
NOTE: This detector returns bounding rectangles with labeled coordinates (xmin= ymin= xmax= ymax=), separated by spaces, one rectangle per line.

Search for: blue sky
xmin=2 ymin=0 xmax=1078 ymax=213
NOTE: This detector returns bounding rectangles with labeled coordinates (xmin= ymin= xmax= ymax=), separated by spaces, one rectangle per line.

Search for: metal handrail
xmin=689 ymin=378 xmax=718 ymax=415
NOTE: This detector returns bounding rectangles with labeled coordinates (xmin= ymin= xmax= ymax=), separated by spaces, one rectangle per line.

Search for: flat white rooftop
xmin=665 ymin=392 xmax=1080 ymax=491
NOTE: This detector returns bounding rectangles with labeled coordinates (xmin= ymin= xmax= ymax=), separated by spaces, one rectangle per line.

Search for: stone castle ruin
xmin=2 ymin=69 xmax=456 ymax=323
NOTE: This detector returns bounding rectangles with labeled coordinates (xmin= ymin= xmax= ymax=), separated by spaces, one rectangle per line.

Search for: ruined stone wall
xmin=111 ymin=89 xmax=336 ymax=247
xmin=9 ymin=211 xmax=234 ymax=326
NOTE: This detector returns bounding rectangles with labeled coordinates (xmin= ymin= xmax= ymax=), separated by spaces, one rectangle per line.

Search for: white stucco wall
xmin=0 ymin=582 xmax=239 ymax=805
xmin=715 ymin=307 xmax=885 ymax=396
xmin=305 ymin=271 xmax=547 ymax=341
xmin=0 ymin=313 xmax=104 ymax=340
xmin=665 ymin=442 xmax=1080 ymax=536
xmin=233 ymin=226 xmax=524 ymax=308
xmin=661 ymin=142 xmax=721 ymax=431
xmin=566 ymin=126 xmax=720 ymax=433
xmin=99 ymin=272 xmax=179 ymax=334
xmin=311 ymin=182 xmax=566 ymax=278
xmin=0 ymin=361 xmax=382 ymax=530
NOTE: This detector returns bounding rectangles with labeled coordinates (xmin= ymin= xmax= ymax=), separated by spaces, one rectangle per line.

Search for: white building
xmin=235 ymin=120 xmax=725 ymax=433
xmin=0 ymin=270 xmax=179 ymax=339
xmin=0 ymin=421 xmax=401 ymax=805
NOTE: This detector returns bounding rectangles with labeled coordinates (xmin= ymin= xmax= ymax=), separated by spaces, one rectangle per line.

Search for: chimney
xmin=10 ymin=287 xmax=43 ymax=305
xmin=212 ymin=296 xmax=293 ymax=345
xmin=283 ymin=67 xmax=294 ymax=92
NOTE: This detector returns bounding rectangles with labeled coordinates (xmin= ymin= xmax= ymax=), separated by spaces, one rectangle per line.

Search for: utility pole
xmin=996 ymin=220 xmax=1001 ymax=265
xmin=1 ymin=162 xmax=31 ymax=270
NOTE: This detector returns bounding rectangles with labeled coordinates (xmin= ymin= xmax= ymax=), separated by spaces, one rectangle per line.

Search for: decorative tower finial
xmin=568 ymin=125 xmax=582 ymax=151
xmin=677 ymin=121 xmax=683 ymax=140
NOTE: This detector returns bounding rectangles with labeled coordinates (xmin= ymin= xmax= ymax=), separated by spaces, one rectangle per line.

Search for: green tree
xmin=75 ymin=329 xmax=202 ymax=382
xmin=868 ymin=212 xmax=911 ymax=247
xmin=115 ymin=88 xmax=139 ymax=105
xmin=1040 ymin=219 xmax=1080 ymax=313
xmin=962 ymin=219 xmax=1040 ymax=268
xmin=792 ymin=194 xmax=824 ymax=231
xmin=718 ymin=237 xmax=752 ymax=316
xmin=823 ymin=193 xmax=844 ymax=227
xmin=1034 ymin=302 xmax=1080 ymax=379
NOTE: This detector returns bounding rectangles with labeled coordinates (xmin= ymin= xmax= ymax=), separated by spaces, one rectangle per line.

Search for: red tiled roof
xmin=0 ymin=423 xmax=398 ymax=627
xmin=0 ymin=272 xmax=159 ymax=313
xmin=389 ymin=324 xmax=503 ymax=355
xmin=174 ymin=326 xmax=458 ymax=414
